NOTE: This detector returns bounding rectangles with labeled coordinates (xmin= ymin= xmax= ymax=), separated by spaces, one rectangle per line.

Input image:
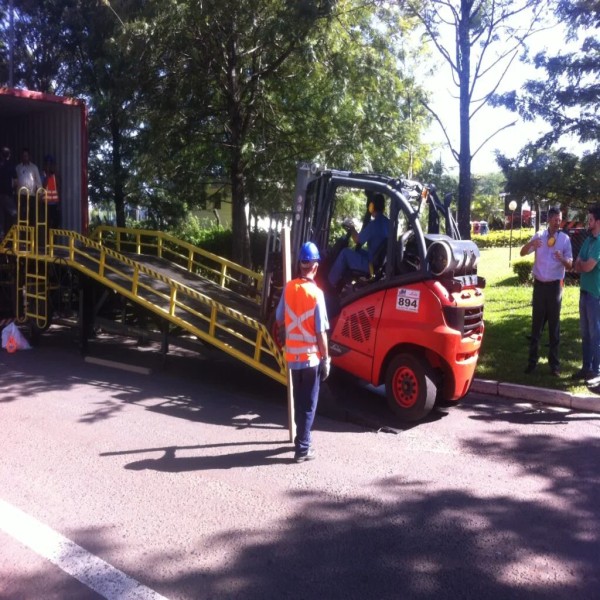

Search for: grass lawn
xmin=477 ymin=246 xmax=590 ymax=395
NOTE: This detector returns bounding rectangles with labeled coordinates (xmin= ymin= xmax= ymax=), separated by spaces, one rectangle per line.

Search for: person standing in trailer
xmin=16 ymin=148 xmax=42 ymax=224
xmin=42 ymin=155 xmax=60 ymax=229
xmin=0 ymin=147 xmax=17 ymax=239
xmin=276 ymin=242 xmax=330 ymax=463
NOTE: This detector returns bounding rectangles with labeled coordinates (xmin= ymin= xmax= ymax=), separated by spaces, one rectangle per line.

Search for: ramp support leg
xmin=78 ymin=279 xmax=94 ymax=354
xmin=161 ymin=322 xmax=169 ymax=367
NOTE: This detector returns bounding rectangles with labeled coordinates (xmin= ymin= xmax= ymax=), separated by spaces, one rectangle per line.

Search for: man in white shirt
xmin=16 ymin=147 xmax=42 ymax=196
xmin=520 ymin=207 xmax=573 ymax=376
xmin=16 ymin=148 xmax=43 ymax=224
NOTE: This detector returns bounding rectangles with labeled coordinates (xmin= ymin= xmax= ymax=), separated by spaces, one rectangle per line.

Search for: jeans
xmin=0 ymin=193 xmax=16 ymax=237
xmin=579 ymin=290 xmax=600 ymax=376
xmin=291 ymin=365 xmax=320 ymax=454
xmin=328 ymin=247 xmax=369 ymax=287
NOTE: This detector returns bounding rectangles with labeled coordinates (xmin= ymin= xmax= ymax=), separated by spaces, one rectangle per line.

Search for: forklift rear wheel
xmin=385 ymin=353 xmax=436 ymax=422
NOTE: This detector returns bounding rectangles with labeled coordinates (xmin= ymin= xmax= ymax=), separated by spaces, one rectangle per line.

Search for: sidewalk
xmin=471 ymin=378 xmax=600 ymax=413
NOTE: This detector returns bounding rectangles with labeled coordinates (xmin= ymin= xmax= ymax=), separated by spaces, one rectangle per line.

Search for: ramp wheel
xmin=385 ymin=353 xmax=436 ymax=422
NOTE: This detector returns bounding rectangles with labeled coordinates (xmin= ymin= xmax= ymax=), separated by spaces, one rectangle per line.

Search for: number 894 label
xmin=396 ymin=288 xmax=420 ymax=313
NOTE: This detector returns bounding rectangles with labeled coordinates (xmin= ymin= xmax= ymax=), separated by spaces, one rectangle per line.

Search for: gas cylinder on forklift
xmin=262 ymin=163 xmax=485 ymax=422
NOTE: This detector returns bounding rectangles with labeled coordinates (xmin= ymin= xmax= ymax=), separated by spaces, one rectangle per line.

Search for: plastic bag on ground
xmin=1 ymin=322 xmax=32 ymax=351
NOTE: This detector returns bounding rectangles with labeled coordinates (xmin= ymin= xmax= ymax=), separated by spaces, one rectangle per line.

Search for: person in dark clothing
xmin=327 ymin=192 xmax=389 ymax=289
xmin=42 ymin=155 xmax=61 ymax=229
xmin=0 ymin=147 xmax=17 ymax=239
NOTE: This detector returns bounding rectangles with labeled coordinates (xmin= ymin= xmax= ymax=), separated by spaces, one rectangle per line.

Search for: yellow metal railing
xmin=91 ymin=226 xmax=263 ymax=305
xmin=1 ymin=224 xmax=285 ymax=384
xmin=14 ymin=188 xmax=49 ymax=328
xmin=56 ymin=229 xmax=285 ymax=383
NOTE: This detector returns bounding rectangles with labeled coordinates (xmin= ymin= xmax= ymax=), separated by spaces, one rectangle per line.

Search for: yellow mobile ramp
xmin=0 ymin=225 xmax=286 ymax=385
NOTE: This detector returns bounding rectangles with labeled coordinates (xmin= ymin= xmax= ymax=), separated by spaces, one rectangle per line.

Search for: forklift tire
xmin=385 ymin=353 xmax=436 ymax=422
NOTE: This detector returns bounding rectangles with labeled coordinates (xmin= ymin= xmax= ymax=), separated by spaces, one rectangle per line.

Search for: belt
xmin=581 ymin=289 xmax=589 ymax=296
xmin=534 ymin=279 xmax=560 ymax=285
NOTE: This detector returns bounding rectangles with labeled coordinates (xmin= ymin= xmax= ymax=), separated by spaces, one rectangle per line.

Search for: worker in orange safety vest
xmin=42 ymin=154 xmax=60 ymax=229
xmin=276 ymin=241 xmax=330 ymax=463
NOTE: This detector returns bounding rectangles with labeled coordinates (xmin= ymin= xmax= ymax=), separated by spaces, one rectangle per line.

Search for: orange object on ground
xmin=6 ymin=335 xmax=17 ymax=353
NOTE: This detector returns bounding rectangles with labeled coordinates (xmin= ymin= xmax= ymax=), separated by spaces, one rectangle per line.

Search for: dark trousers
xmin=48 ymin=204 xmax=60 ymax=230
xmin=0 ymin=192 xmax=16 ymax=237
xmin=528 ymin=279 xmax=563 ymax=370
xmin=291 ymin=365 xmax=320 ymax=454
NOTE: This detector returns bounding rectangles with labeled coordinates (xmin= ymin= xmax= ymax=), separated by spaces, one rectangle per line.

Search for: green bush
xmin=172 ymin=216 xmax=268 ymax=270
xmin=472 ymin=228 xmax=534 ymax=249
xmin=512 ymin=259 xmax=533 ymax=284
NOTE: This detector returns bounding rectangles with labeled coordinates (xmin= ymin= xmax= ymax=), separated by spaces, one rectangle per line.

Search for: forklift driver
xmin=327 ymin=192 xmax=389 ymax=291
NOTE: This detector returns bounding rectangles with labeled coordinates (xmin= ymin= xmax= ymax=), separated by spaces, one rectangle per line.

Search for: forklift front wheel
xmin=385 ymin=353 xmax=436 ymax=422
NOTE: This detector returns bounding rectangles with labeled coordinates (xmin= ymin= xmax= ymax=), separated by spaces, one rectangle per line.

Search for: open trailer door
xmin=0 ymin=87 xmax=88 ymax=234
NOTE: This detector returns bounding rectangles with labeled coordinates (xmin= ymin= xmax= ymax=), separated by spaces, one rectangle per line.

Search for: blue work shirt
xmin=358 ymin=213 xmax=390 ymax=262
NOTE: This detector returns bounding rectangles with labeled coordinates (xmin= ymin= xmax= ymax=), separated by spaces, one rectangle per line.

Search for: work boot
xmin=294 ymin=447 xmax=316 ymax=463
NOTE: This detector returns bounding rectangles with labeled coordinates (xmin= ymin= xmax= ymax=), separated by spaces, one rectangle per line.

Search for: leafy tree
xmin=136 ymin=0 xmax=429 ymax=265
xmin=497 ymin=145 xmax=600 ymax=223
xmin=398 ymin=0 xmax=551 ymax=239
xmin=0 ymin=0 xmax=67 ymax=90
xmin=0 ymin=0 xmax=152 ymax=227
xmin=494 ymin=1 xmax=600 ymax=223
xmin=416 ymin=157 xmax=458 ymax=198
xmin=2 ymin=0 xmax=430 ymax=265
xmin=494 ymin=0 xmax=599 ymax=148
xmin=471 ymin=171 xmax=506 ymax=224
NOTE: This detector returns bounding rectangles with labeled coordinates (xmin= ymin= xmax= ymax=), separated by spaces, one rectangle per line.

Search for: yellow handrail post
xmin=132 ymin=266 xmax=139 ymax=295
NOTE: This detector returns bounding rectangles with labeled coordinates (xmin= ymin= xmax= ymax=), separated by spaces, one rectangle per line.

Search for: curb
xmin=471 ymin=378 xmax=600 ymax=413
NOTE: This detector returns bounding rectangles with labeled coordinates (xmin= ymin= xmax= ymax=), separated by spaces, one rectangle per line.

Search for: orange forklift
xmin=262 ymin=164 xmax=485 ymax=422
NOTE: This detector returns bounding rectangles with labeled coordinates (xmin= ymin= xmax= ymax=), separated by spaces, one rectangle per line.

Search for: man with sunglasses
xmin=520 ymin=206 xmax=573 ymax=376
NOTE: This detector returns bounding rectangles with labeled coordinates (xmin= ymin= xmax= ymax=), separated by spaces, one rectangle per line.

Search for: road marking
xmin=0 ymin=499 xmax=168 ymax=600
xmin=84 ymin=355 xmax=152 ymax=375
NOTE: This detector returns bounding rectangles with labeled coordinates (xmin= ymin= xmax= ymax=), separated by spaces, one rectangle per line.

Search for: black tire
xmin=385 ymin=353 xmax=437 ymax=422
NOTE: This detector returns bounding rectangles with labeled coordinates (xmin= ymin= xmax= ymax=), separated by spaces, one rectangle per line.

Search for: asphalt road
xmin=1 ymin=326 xmax=599 ymax=600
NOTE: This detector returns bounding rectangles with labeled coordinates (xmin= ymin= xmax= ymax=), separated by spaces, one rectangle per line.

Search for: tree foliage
xmin=492 ymin=0 xmax=599 ymax=221
xmin=398 ymin=0 xmax=551 ymax=239
xmin=131 ymin=0 xmax=429 ymax=264
xmin=496 ymin=0 xmax=600 ymax=147
xmin=497 ymin=145 xmax=600 ymax=216
xmin=0 ymin=0 xmax=153 ymax=227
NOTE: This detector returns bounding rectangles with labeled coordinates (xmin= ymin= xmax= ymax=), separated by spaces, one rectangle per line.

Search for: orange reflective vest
xmin=284 ymin=277 xmax=322 ymax=365
xmin=45 ymin=173 xmax=59 ymax=204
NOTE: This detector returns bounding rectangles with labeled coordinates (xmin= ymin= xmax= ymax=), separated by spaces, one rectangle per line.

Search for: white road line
xmin=0 ymin=499 xmax=169 ymax=600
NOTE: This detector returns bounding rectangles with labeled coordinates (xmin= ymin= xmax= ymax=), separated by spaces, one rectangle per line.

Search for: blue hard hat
xmin=299 ymin=241 xmax=320 ymax=262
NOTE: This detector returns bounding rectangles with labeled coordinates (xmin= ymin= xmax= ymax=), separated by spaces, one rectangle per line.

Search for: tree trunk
xmin=230 ymin=161 xmax=251 ymax=267
xmin=225 ymin=28 xmax=251 ymax=267
xmin=110 ymin=106 xmax=126 ymax=228
xmin=457 ymin=0 xmax=472 ymax=240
